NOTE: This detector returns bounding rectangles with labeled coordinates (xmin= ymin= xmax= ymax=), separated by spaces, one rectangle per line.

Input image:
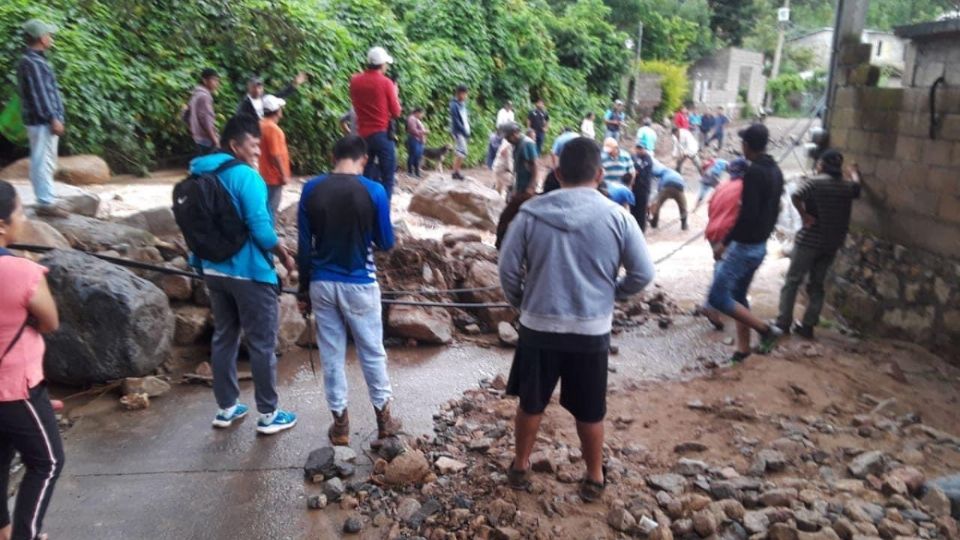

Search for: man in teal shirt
xmin=505 ymin=123 xmax=539 ymax=197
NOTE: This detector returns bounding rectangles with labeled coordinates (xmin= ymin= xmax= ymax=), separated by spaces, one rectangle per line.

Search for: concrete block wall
xmin=827 ymin=81 xmax=960 ymax=358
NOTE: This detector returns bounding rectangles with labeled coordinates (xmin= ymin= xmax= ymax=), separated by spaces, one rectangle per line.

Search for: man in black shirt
xmin=527 ymin=99 xmax=550 ymax=154
xmin=776 ymin=150 xmax=860 ymax=338
xmin=631 ymin=142 xmax=654 ymax=232
xmin=706 ymin=124 xmax=784 ymax=362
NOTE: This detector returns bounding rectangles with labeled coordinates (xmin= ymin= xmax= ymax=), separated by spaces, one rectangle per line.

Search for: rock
xmin=467 ymin=438 xmax=493 ymax=453
xmin=922 ymin=486 xmax=952 ymax=518
xmin=675 ymin=441 xmax=709 ymax=454
xmin=42 ymin=250 xmax=174 ymax=385
xmin=159 ymin=274 xmax=193 ymax=301
xmin=408 ymin=177 xmax=505 ymax=232
xmin=335 ymin=462 xmax=354 ymax=478
xmin=443 ymin=231 xmax=482 ymax=247
xmin=397 ymin=497 xmax=422 ymax=521
xmin=323 ymin=477 xmax=345 ymax=501
xmin=693 ymin=509 xmax=718 ymax=536
xmin=304 ymin=447 xmax=337 ymax=481
xmin=339 ymin=495 xmax=359 ymax=510
xmin=769 ymin=523 xmax=800 ymax=540
xmin=118 ymin=207 xmax=179 ymax=237
xmin=407 ymin=498 xmax=442 ymax=528
xmin=121 ymin=376 xmax=170 ymax=397
xmin=435 ymin=457 xmax=467 ymax=474
xmin=848 ymin=451 xmax=886 ymax=479
xmin=40 ymin=214 xmax=156 ymax=251
xmin=384 ymin=449 xmax=429 ymax=485
xmin=761 ymin=488 xmax=798 ymax=508
xmin=343 ymin=515 xmax=362 ymax=534
xmin=756 ymin=449 xmax=789 ymax=473
xmin=647 ymin=473 xmax=687 ymax=495
xmin=376 ymin=437 xmax=405 ymax=461
xmin=530 ymin=451 xmax=557 ymax=473
xmin=54 ymin=155 xmax=111 ymax=185
xmin=799 ymin=528 xmax=841 ymax=540
xmin=881 ymin=475 xmax=908 ymax=497
xmin=487 ymin=499 xmax=517 ymax=527
xmin=718 ymin=521 xmax=749 ymax=540
xmin=14 ymin=220 xmax=70 ymax=256
xmin=877 ymin=517 xmax=916 ymax=538
xmin=650 ymin=523 xmax=675 ymax=540
xmin=493 ymin=527 xmax=522 ymax=540
xmin=608 ymin=507 xmax=637 ymax=533
xmin=462 ymin=260 xmax=514 ymax=328
xmin=719 ymin=499 xmax=746 ymax=521
xmin=11 ymin=179 xmax=100 ymax=217
xmin=119 ymin=392 xmax=149 ymax=410
xmin=333 ymin=446 xmax=356 ymax=464
xmin=387 ymin=299 xmax=454 ymax=344
xmin=833 ymin=517 xmax=857 ymax=540
xmin=275 ymin=295 xmax=307 ymax=354
xmin=676 ymin=458 xmax=709 ymax=476
xmin=173 ymin=306 xmax=211 ymax=345
xmin=744 ymin=510 xmax=770 ymax=534
xmin=307 ymin=494 xmax=327 ymax=509
xmin=673 ymin=518 xmax=695 ymax=536
xmin=498 ymin=322 xmax=519 ymax=347
xmin=888 ymin=467 xmax=925 ymax=495
xmin=929 ymin=475 xmax=960 ymax=518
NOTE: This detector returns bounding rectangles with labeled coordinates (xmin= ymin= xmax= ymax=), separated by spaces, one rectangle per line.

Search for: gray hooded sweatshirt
xmin=498 ymin=186 xmax=655 ymax=335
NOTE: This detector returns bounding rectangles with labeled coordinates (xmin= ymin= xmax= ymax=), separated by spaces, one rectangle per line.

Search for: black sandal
xmin=578 ymin=466 xmax=607 ymax=502
xmin=507 ymin=460 xmax=531 ymax=491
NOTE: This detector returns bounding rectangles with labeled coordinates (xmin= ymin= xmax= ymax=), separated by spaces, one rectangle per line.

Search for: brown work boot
xmin=375 ymin=402 xmax=403 ymax=440
xmin=328 ymin=410 xmax=349 ymax=446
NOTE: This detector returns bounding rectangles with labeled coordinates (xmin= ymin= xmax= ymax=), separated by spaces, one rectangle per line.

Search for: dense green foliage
xmin=637 ymin=61 xmax=689 ymax=121
xmin=0 ymin=0 xmax=629 ymax=173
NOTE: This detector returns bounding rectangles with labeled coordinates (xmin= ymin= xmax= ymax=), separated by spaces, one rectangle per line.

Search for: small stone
xmin=121 ymin=376 xmax=171 ymax=398
xmin=848 ymin=451 xmax=886 ymax=479
xmin=376 ymin=437 xmax=405 ymax=461
xmin=340 ymin=495 xmax=359 ymax=510
xmin=343 ymin=515 xmax=362 ymax=534
xmin=608 ymin=507 xmax=637 ymax=532
xmin=693 ymin=509 xmax=718 ymax=536
xmin=397 ymin=497 xmax=422 ymax=521
xmin=769 ymin=523 xmax=799 ymax=540
xmin=674 ymin=441 xmax=709 ymax=454
xmin=922 ymin=486 xmax=952 ymax=517
xmin=464 ymin=323 xmax=482 ymax=335
xmin=676 ymin=458 xmax=709 ymax=476
xmin=647 ymin=473 xmax=687 ymax=495
xmin=119 ymin=393 xmax=149 ymax=410
xmin=761 ymin=488 xmax=798 ymax=508
xmin=468 ymin=438 xmax=493 ymax=453
xmin=494 ymin=527 xmax=522 ymax=540
xmin=384 ymin=449 xmax=430 ymax=485
xmin=160 ymin=274 xmax=193 ymax=301
xmin=877 ymin=517 xmax=917 ymax=538
xmin=307 ymin=494 xmax=327 ymax=509
xmin=372 ymin=512 xmax=391 ymax=527
xmin=832 ymin=517 xmax=856 ymax=540
xmin=498 ymin=322 xmax=519 ymax=347
xmin=673 ymin=518 xmax=694 ymax=536
xmin=887 ymin=466 xmax=925 ymax=494
xmin=323 ymin=477 xmax=345 ymax=501
xmin=757 ymin=449 xmax=789 ymax=473
xmin=333 ymin=446 xmax=357 ymax=464
xmin=435 ymin=457 xmax=467 ymax=475
xmin=744 ymin=510 xmax=770 ymax=534
xmin=407 ymin=498 xmax=442 ymax=529
xmin=882 ymin=475 xmax=908 ymax=497
xmin=638 ymin=516 xmax=660 ymax=535
xmin=531 ymin=451 xmax=557 ymax=473
xmin=335 ymin=463 xmax=355 ymax=478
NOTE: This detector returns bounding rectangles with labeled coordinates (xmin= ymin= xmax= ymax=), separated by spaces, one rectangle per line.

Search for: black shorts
xmin=506 ymin=326 xmax=610 ymax=423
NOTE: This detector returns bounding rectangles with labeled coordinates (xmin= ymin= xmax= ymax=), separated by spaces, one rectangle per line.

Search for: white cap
xmin=262 ymin=95 xmax=286 ymax=114
xmin=367 ymin=46 xmax=394 ymax=66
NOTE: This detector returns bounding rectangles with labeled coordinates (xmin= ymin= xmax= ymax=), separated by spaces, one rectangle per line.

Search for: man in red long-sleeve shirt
xmin=673 ymin=106 xmax=690 ymax=130
xmin=349 ymin=46 xmax=402 ymax=198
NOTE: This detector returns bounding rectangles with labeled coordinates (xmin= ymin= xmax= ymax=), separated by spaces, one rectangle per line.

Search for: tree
xmin=708 ymin=0 xmax=762 ymax=46
xmin=546 ymin=0 xmax=629 ymax=96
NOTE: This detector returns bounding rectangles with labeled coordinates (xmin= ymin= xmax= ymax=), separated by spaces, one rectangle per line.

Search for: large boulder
xmin=41 ymin=250 xmax=175 ymax=385
xmin=408 ymin=178 xmax=504 ymax=232
xmin=387 ymin=297 xmax=455 ymax=344
xmin=118 ymin=207 xmax=179 ymax=237
xmin=13 ymin=180 xmax=100 ymax=217
xmin=461 ymin=259 xmax=514 ymax=328
xmin=54 ymin=155 xmax=111 ymax=185
xmin=13 ymin=220 xmax=70 ymax=255
xmin=0 ymin=158 xmax=30 ymax=180
xmin=37 ymin=214 xmax=156 ymax=251
xmin=277 ymin=295 xmax=307 ymax=354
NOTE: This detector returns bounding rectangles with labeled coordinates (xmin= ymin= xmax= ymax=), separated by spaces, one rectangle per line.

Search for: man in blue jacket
xmin=499 ymin=137 xmax=654 ymax=502
xmin=297 ymin=135 xmax=401 ymax=446
xmin=450 ymin=85 xmax=471 ymax=180
xmin=189 ymin=115 xmax=297 ymax=435
xmin=648 ymin=159 xmax=689 ymax=230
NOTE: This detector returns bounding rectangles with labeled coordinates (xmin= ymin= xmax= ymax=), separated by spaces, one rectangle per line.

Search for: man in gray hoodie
xmin=498 ymin=137 xmax=655 ymax=502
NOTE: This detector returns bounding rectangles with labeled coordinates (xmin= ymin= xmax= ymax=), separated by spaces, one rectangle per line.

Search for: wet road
xmin=42 ymin=179 xmax=791 ymax=540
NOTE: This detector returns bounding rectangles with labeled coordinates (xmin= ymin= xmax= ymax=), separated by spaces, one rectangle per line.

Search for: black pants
xmin=632 ymin=184 xmax=651 ymax=232
xmin=0 ymin=383 xmax=64 ymax=540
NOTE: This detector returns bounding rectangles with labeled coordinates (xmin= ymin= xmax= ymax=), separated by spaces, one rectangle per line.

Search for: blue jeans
xmin=26 ymin=124 xmax=58 ymax=207
xmin=707 ymin=241 xmax=767 ymax=315
xmin=534 ymin=130 xmax=545 ymax=154
xmin=406 ymin=138 xmax=424 ymax=175
xmin=310 ymin=281 xmax=393 ymax=414
xmin=206 ymin=276 xmax=280 ymax=414
xmin=363 ymin=131 xmax=396 ymax=199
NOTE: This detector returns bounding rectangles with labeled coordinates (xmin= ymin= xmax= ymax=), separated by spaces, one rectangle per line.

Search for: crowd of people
xmin=1 ymin=18 xmax=867 ymax=538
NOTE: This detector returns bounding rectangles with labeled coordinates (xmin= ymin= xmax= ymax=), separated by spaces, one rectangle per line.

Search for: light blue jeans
xmin=27 ymin=124 xmax=59 ymax=206
xmin=310 ymin=281 xmax=393 ymax=414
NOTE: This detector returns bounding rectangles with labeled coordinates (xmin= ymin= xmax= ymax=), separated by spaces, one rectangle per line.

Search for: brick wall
xmin=826 ymin=38 xmax=960 ymax=357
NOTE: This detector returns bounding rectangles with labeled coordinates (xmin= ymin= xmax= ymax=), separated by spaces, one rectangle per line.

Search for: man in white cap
xmin=258 ymin=95 xmax=291 ymax=217
xmin=236 ymin=72 xmax=308 ymax=119
xmin=603 ymin=99 xmax=625 ymax=141
xmin=17 ymin=19 xmax=68 ymax=218
xmin=349 ymin=46 xmax=402 ymax=199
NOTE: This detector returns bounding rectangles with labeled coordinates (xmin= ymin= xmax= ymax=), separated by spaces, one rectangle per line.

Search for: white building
xmin=787 ymin=28 xmax=906 ymax=71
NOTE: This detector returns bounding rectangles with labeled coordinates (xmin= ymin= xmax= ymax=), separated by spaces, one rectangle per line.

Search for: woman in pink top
xmin=700 ymin=158 xmax=748 ymax=333
xmin=0 ymin=180 xmax=63 ymax=540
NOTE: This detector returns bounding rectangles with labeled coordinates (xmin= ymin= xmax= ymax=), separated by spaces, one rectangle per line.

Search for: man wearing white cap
xmin=258 ymin=95 xmax=291 ymax=217
xmin=17 ymin=19 xmax=68 ymax=218
xmin=349 ymin=47 xmax=402 ymax=199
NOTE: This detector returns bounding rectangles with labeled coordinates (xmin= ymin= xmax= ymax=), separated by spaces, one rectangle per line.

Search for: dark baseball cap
xmin=738 ymin=124 xmax=769 ymax=152
xmin=819 ymin=149 xmax=844 ymax=176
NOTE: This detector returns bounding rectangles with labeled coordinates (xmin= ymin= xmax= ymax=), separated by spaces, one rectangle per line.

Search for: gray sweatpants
xmin=205 ymin=275 xmax=280 ymax=414
xmin=776 ymin=245 xmax=837 ymax=330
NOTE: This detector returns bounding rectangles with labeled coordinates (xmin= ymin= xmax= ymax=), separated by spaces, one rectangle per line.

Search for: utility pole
xmin=628 ymin=21 xmax=644 ymax=116
xmin=765 ymin=0 xmax=790 ymax=110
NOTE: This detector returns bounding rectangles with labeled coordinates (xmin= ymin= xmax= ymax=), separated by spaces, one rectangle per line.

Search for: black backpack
xmin=172 ymin=158 xmax=249 ymax=262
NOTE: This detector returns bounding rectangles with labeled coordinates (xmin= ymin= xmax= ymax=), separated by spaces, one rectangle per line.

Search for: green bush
xmin=0 ymin=0 xmax=628 ymax=174
xmin=766 ymin=73 xmax=807 ymax=115
xmin=638 ymin=60 xmax=689 ymax=121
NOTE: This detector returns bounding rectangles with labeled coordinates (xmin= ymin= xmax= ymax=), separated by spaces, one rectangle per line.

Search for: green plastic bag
xmin=0 ymin=95 xmax=27 ymax=146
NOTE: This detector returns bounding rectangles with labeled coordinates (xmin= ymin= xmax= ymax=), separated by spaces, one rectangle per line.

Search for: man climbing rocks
xmin=504 ymin=123 xmax=538 ymax=199
xmin=349 ymin=46 xmax=402 ymax=198
xmin=297 ymin=135 xmax=401 ymax=446
xmin=450 ymin=85 xmax=470 ymax=180
xmin=527 ymin=99 xmax=550 ymax=155
xmin=499 ymin=137 xmax=654 ymax=503
xmin=236 ymin=72 xmax=307 ymax=119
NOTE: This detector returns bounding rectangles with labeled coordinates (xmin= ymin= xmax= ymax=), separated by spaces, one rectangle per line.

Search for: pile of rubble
xmin=300 ymin=365 xmax=960 ymax=539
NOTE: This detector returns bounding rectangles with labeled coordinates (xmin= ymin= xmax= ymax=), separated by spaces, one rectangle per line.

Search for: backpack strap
xmin=0 ymin=248 xmax=29 ymax=366
xmin=212 ymin=158 xmax=244 ymax=176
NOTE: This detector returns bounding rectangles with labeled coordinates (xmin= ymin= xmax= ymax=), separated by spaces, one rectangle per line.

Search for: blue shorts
xmin=707 ymin=241 xmax=767 ymax=314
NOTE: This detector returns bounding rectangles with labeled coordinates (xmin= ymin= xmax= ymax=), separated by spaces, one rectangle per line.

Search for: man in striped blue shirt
xmin=17 ymin=20 xmax=68 ymax=218
xmin=601 ymin=138 xmax=635 ymax=185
